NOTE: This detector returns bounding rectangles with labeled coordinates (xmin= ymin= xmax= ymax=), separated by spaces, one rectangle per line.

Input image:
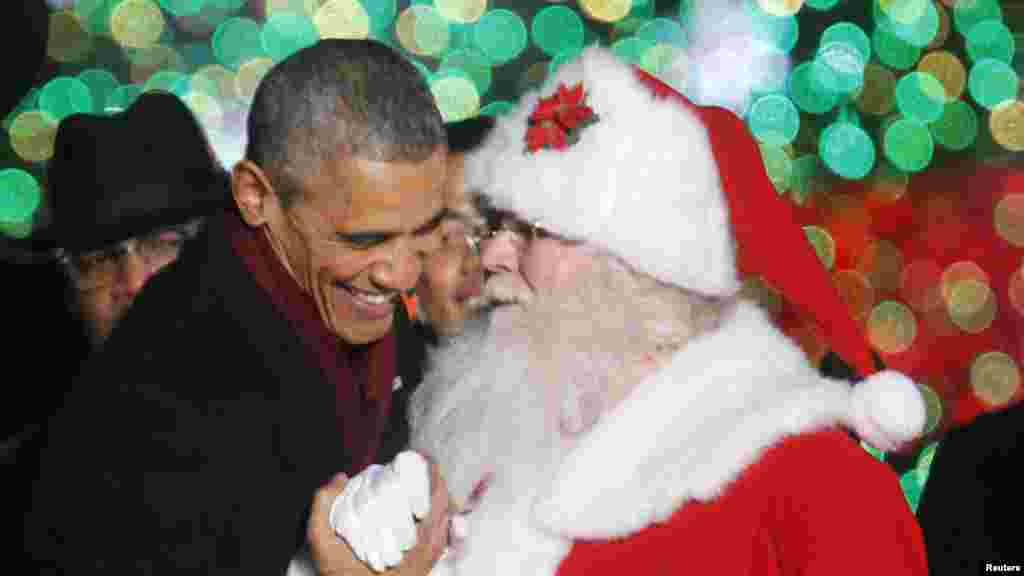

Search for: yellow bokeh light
xmin=1008 ymin=264 xmax=1024 ymax=316
xmin=579 ymin=0 xmax=632 ymax=23
xmin=192 ymin=65 xmax=237 ymax=100
xmin=918 ymin=382 xmax=944 ymax=435
xmin=989 ymin=100 xmax=1024 ymax=152
xmin=129 ymin=45 xmax=186 ymax=85
xmin=856 ymin=63 xmax=898 ymax=116
xmin=945 ymin=278 xmax=996 ymax=334
xmin=641 ymin=43 xmax=685 ymax=76
xmin=430 ymin=75 xmax=480 ymax=122
xmin=9 ymin=110 xmax=59 ymax=164
xmin=833 ymin=269 xmax=876 ymax=324
xmin=235 ymin=57 xmax=276 ymax=102
xmin=867 ymin=300 xmax=918 ymax=354
xmin=436 ymin=0 xmax=487 ymax=24
xmin=940 ymin=260 xmax=989 ymax=303
xmin=917 ymin=50 xmax=965 ymax=101
xmin=971 ymin=351 xmax=1021 ymax=408
xmin=111 ymin=0 xmax=166 ymax=50
xmin=265 ymin=0 xmax=319 ymax=17
xmin=803 ymin=225 xmax=836 ymax=271
xmin=740 ymin=275 xmax=784 ymax=319
xmin=858 ymin=239 xmax=905 ymax=294
xmin=994 ymin=194 xmax=1024 ymax=247
xmin=47 ymin=10 xmax=93 ymax=64
xmin=394 ymin=5 xmax=449 ymax=57
xmin=757 ymin=0 xmax=804 ymax=17
xmin=315 ymin=0 xmax=370 ymax=40
xmin=183 ymin=90 xmax=224 ymax=131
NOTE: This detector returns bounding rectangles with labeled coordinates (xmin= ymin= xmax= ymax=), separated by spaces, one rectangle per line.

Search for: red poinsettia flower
xmin=526 ymin=120 xmax=568 ymax=152
xmin=524 ymin=81 xmax=599 ymax=153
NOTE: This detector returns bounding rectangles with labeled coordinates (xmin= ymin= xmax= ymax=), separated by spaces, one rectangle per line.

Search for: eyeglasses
xmin=485 ymin=211 xmax=581 ymax=245
xmin=59 ymin=220 xmax=202 ymax=291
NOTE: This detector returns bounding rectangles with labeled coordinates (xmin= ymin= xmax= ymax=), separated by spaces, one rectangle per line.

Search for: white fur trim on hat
xmin=466 ymin=46 xmax=740 ymax=297
xmin=845 ymin=370 xmax=927 ymax=452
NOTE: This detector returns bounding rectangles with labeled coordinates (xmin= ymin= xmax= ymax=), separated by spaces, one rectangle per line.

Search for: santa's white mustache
xmin=482 ymin=272 xmax=534 ymax=308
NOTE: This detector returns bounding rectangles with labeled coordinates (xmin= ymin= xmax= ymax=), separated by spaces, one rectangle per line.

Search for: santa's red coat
xmin=558 ymin=429 xmax=927 ymax=576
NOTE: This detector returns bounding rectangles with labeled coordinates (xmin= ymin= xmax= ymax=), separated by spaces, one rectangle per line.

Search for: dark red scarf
xmin=227 ymin=211 xmax=396 ymax=474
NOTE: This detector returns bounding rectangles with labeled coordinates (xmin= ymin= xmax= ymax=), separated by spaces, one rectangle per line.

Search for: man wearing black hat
xmin=24 ymin=40 xmax=450 ymax=575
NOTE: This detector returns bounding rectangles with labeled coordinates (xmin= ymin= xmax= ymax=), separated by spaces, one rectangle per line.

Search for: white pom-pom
xmin=847 ymin=370 xmax=927 ymax=452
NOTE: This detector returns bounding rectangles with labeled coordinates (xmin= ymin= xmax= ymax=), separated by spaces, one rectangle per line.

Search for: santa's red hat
xmin=466 ymin=46 xmax=925 ymax=450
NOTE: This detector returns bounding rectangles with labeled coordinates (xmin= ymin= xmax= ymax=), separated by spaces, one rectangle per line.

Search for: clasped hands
xmin=309 ymin=451 xmax=452 ymax=576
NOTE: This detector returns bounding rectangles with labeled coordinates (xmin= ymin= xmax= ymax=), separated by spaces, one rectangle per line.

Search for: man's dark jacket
xmin=23 ymin=210 xmax=426 ymax=574
xmin=916 ymin=402 xmax=1023 ymax=574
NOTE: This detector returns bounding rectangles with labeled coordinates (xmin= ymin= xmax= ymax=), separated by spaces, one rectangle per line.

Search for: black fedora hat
xmin=26 ymin=90 xmax=230 ymax=256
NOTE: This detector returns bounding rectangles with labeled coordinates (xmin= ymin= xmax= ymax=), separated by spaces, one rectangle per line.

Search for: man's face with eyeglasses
xmin=63 ymin=220 xmax=201 ymax=348
xmin=260 ymin=150 xmax=448 ymax=345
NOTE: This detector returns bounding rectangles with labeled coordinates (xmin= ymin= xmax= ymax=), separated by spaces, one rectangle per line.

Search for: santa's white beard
xmin=408 ymin=261 xmax=649 ymax=575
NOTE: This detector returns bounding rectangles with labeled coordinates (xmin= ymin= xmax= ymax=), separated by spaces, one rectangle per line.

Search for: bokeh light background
xmin=2 ymin=0 xmax=1024 ymax=497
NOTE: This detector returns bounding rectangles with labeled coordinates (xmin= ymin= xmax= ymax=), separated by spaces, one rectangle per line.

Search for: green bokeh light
xmin=106 ymin=84 xmax=144 ymax=112
xmin=953 ymin=0 xmax=1002 ymax=37
xmin=884 ymin=117 xmax=934 ymax=173
xmin=549 ymin=48 xmax=583 ymax=76
xmin=440 ymin=48 xmax=493 ymax=98
xmin=819 ymin=121 xmax=875 ymax=180
xmin=610 ymin=36 xmax=652 ymax=68
xmin=365 ymin=0 xmax=398 ymax=34
xmin=262 ymin=11 xmax=319 ymax=62
xmin=0 ymin=169 xmax=42 ymax=226
xmin=531 ymin=5 xmax=584 ymax=58
xmin=78 ymin=69 xmax=120 ymax=114
xmin=38 ymin=76 xmax=94 ymax=122
xmin=758 ymin=144 xmax=793 ymax=194
xmin=144 ymin=70 xmax=190 ymax=96
xmin=479 ymin=100 xmax=514 ymax=117
xmin=749 ymin=5 xmax=799 ymax=54
xmin=473 ymin=9 xmax=527 ymax=65
xmin=412 ymin=5 xmax=450 ymax=56
xmin=930 ymin=100 xmax=978 ymax=151
xmin=895 ymin=71 xmax=946 ymax=124
xmin=747 ymin=94 xmax=800 ymax=146
xmin=873 ymin=25 xmax=921 ymax=70
xmin=788 ymin=60 xmax=840 ymax=114
xmin=806 ymin=0 xmax=841 ymax=10
xmin=430 ymin=71 xmax=480 ymax=122
xmin=968 ymin=58 xmax=1018 ymax=110
xmin=213 ymin=17 xmax=266 ymax=70
xmin=965 ymin=19 xmax=1015 ymax=64
xmin=75 ymin=0 xmax=118 ymax=36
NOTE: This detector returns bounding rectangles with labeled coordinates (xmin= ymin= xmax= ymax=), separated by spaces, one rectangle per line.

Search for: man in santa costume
xmin=309 ymin=46 xmax=930 ymax=576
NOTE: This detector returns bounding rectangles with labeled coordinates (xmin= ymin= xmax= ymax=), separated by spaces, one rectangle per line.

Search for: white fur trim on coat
xmin=532 ymin=300 xmax=926 ymax=540
xmin=465 ymin=46 xmax=740 ymax=297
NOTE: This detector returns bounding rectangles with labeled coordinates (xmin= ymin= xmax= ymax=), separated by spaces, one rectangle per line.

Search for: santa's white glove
xmin=328 ymin=451 xmax=432 ymax=572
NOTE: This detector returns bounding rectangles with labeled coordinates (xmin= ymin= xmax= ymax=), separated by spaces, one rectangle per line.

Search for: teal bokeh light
xmin=819 ymin=121 xmax=875 ymax=180
xmin=874 ymin=0 xmax=939 ymax=49
xmin=968 ymin=58 xmax=1018 ymax=110
xmin=440 ymin=48 xmax=493 ymax=97
xmin=816 ymin=41 xmax=866 ymax=94
xmin=261 ymin=11 xmax=319 ymax=62
xmin=531 ymin=5 xmax=584 ymax=58
xmin=821 ymin=21 xmax=870 ymax=61
xmin=38 ymin=77 xmax=94 ymax=122
xmin=479 ymin=100 xmax=514 ymax=117
xmin=473 ymin=9 xmax=527 ymax=65
xmin=159 ymin=0 xmax=205 ymax=17
xmin=747 ymin=94 xmax=800 ymax=146
xmin=106 ymin=84 xmax=144 ymax=112
xmin=965 ymin=19 xmax=1015 ymax=64
xmin=953 ymin=0 xmax=1003 ymax=37
xmin=788 ymin=60 xmax=840 ymax=114
xmin=78 ymin=69 xmax=120 ymax=114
